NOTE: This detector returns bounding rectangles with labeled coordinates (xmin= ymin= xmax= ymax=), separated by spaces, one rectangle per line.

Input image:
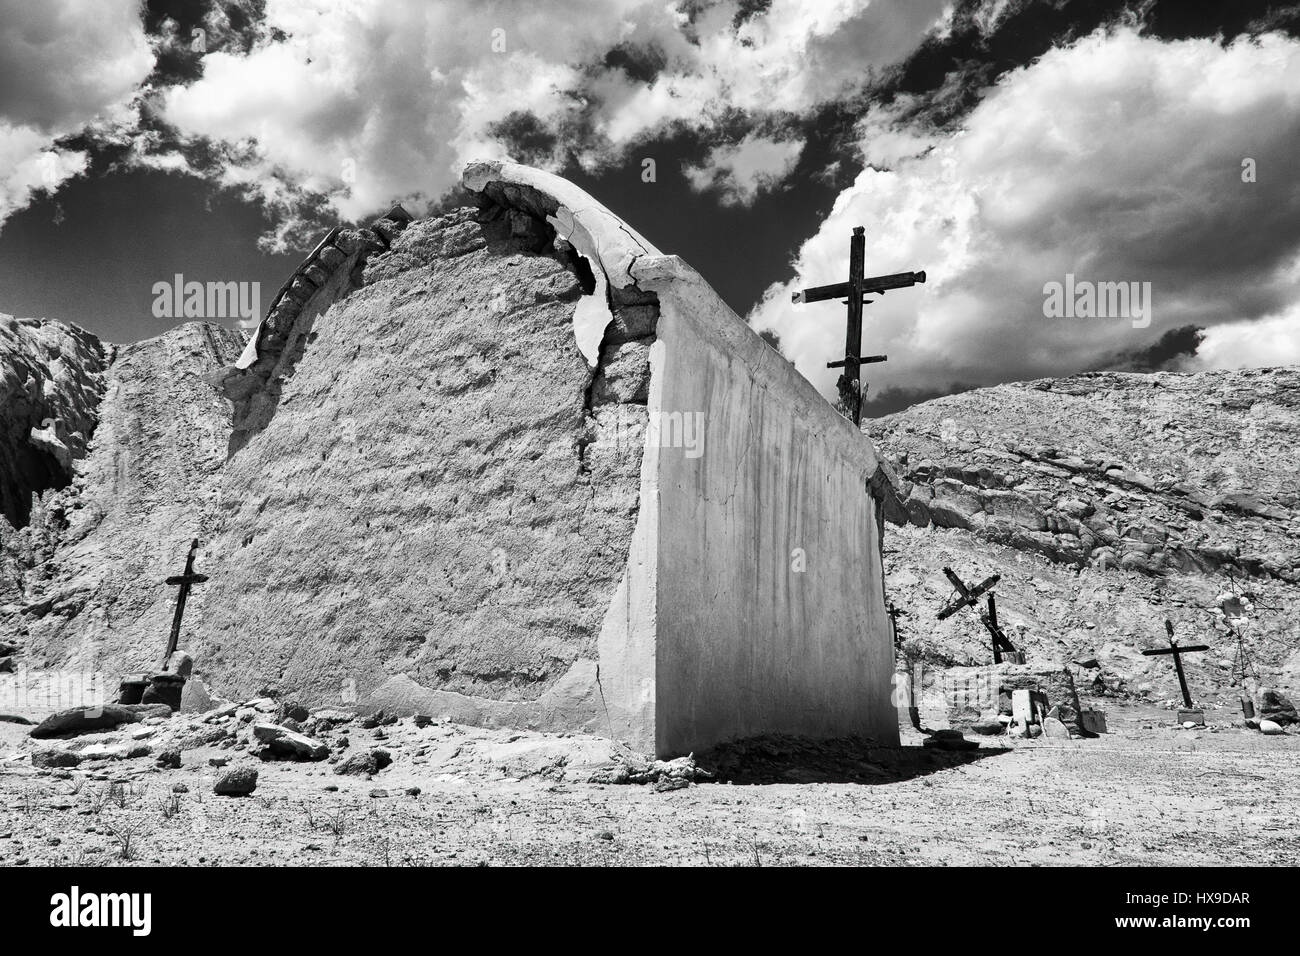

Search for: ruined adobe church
xmin=1 ymin=162 xmax=899 ymax=755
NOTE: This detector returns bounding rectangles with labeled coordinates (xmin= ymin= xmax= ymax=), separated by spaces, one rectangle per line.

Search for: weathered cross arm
xmin=936 ymin=567 xmax=1000 ymax=620
xmin=1141 ymin=619 xmax=1210 ymax=709
xmin=793 ymin=226 xmax=925 ymax=427
xmin=827 ymin=355 xmax=887 ymax=369
xmin=791 ymin=270 xmax=927 ymax=304
xmin=1141 ymin=645 xmax=1211 ymax=656
xmin=163 ymin=538 xmax=206 ymax=666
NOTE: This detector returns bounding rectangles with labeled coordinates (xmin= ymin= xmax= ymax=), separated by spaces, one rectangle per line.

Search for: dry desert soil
xmin=1 ymin=700 xmax=1297 ymax=867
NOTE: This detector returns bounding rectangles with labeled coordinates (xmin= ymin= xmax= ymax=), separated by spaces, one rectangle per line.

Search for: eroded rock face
xmin=871 ymin=368 xmax=1300 ymax=704
xmin=0 ymin=315 xmax=107 ymax=529
xmin=192 ymin=204 xmax=655 ymax=707
xmin=4 ymin=322 xmax=244 ymax=677
xmin=872 ymin=369 xmax=1299 ymax=582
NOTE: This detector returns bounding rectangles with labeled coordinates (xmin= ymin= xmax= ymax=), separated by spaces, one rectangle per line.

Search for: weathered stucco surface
xmin=193 ymin=205 xmax=648 ymax=722
xmin=635 ymin=254 xmax=898 ymax=754
xmin=3 ymin=163 xmax=896 ymax=758
xmin=466 ymin=163 xmax=898 ymax=756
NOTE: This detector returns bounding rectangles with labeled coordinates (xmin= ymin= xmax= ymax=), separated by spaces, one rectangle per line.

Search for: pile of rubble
xmin=6 ymin=691 xmax=721 ymax=797
xmin=13 ymin=694 xmax=407 ymax=794
xmin=1248 ymin=688 xmax=1298 ymax=735
xmin=906 ymin=661 xmax=1107 ymax=740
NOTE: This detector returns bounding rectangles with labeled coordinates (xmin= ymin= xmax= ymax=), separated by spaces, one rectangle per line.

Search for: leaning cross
xmin=162 ymin=538 xmax=208 ymax=667
xmin=791 ymin=226 xmax=925 ymax=426
xmin=936 ymin=566 xmax=1022 ymax=664
xmin=887 ymin=602 xmax=908 ymax=650
xmin=1141 ymin=619 xmax=1209 ymax=709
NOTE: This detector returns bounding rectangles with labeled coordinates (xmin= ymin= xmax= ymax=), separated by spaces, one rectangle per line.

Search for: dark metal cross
xmin=1141 ymin=619 xmax=1209 ymax=709
xmin=162 ymin=538 xmax=208 ymax=666
xmin=792 ymin=226 xmax=925 ymax=426
xmin=936 ymin=566 xmax=1022 ymax=664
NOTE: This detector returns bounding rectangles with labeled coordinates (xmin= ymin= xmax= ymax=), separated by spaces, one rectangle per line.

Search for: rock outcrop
xmin=1 ymin=321 xmax=244 ymax=681
xmin=0 ymin=315 xmax=107 ymax=530
xmin=870 ymin=368 xmax=1300 ymax=706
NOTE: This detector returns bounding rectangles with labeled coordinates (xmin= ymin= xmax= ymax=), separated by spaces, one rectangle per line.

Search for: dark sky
xmin=1 ymin=0 xmax=1296 ymax=413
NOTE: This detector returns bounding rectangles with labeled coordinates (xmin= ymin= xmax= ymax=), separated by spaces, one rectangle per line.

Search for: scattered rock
xmin=29 ymin=703 xmax=170 ymax=739
xmin=155 ymin=748 xmax=181 ymax=769
xmin=251 ymin=722 xmax=329 ymax=761
xmin=213 ymin=766 xmax=258 ymax=796
xmin=31 ymin=749 xmax=82 ymax=769
xmin=334 ymin=748 xmax=393 ymax=776
xmin=162 ymin=650 xmax=193 ymax=680
xmin=586 ymin=751 xmax=710 ymax=787
xmin=275 ymin=701 xmax=310 ymax=724
xmin=179 ymin=679 xmax=216 ymax=714
xmin=141 ymin=675 xmax=185 ymax=711
xmin=1258 ymin=689 xmax=1297 ymax=727
xmin=1259 ymin=720 xmax=1285 ymax=736
xmin=1042 ymin=717 xmax=1071 ymax=740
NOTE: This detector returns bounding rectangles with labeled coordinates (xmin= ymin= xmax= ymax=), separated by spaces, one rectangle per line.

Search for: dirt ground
xmin=1 ymin=701 xmax=1297 ymax=867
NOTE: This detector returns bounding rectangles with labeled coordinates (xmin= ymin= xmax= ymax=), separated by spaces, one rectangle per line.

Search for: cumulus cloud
xmin=152 ymin=0 xmax=948 ymax=248
xmin=748 ymin=27 xmax=1300 ymax=408
xmin=0 ymin=0 xmax=154 ymax=228
xmin=685 ymin=132 xmax=804 ymax=205
xmin=1193 ymin=304 xmax=1300 ymax=369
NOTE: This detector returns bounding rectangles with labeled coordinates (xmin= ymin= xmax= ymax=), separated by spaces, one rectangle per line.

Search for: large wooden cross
xmin=936 ymin=566 xmax=1023 ymax=664
xmin=162 ymin=538 xmax=208 ymax=666
xmin=791 ymin=226 xmax=925 ymax=426
xmin=1141 ymin=619 xmax=1209 ymax=709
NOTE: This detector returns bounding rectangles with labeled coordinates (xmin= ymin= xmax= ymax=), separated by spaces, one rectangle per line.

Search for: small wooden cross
xmin=887 ymin=602 xmax=908 ymax=649
xmin=791 ymin=226 xmax=925 ymax=426
xmin=1141 ymin=619 xmax=1209 ymax=709
xmin=162 ymin=538 xmax=208 ymax=667
xmin=936 ymin=566 xmax=1022 ymax=664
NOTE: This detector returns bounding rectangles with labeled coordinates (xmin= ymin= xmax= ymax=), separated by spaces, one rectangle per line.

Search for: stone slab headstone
xmin=1080 ymin=708 xmax=1108 ymax=735
xmin=1042 ymin=716 xmax=1071 ymax=739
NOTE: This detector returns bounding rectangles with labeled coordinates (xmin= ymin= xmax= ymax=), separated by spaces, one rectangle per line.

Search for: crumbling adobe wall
xmin=632 ymin=254 xmax=900 ymax=753
xmin=192 ymin=200 xmax=653 ymax=722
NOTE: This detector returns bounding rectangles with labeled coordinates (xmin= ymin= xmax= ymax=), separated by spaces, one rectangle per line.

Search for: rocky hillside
xmin=869 ymin=368 xmax=1300 ymax=706
xmin=0 ymin=321 xmax=244 ymax=678
xmin=4 ymin=293 xmax=1297 ymax=715
xmin=1 ymin=196 xmax=654 ymax=719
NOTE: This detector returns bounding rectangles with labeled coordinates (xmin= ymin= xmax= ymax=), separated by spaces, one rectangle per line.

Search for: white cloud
xmin=154 ymin=0 xmax=949 ymax=247
xmin=749 ymin=27 xmax=1300 ymax=407
xmin=0 ymin=0 xmax=154 ymax=229
xmin=685 ymin=132 xmax=804 ymax=205
xmin=1193 ymin=305 xmax=1300 ymax=369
